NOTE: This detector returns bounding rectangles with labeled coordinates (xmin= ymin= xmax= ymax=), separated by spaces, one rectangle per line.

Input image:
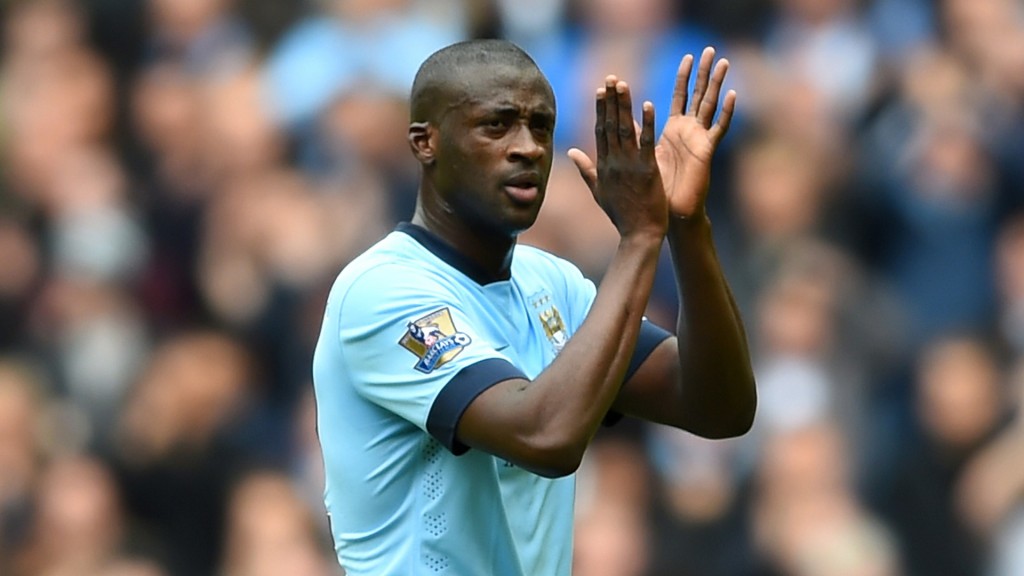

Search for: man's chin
xmin=506 ymin=203 xmax=544 ymax=236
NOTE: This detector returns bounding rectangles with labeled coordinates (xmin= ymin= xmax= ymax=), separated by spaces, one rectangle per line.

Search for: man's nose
xmin=508 ymin=126 xmax=544 ymax=162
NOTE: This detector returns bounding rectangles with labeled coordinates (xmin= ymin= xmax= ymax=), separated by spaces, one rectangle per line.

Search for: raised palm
xmin=568 ymin=47 xmax=736 ymax=225
xmin=657 ymin=47 xmax=736 ymax=220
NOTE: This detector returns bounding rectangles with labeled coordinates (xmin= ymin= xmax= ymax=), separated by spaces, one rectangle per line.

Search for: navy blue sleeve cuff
xmin=427 ymin=358 xmax=527 ymax=455
xmin=603 ymin=320 xmax=674 ymax=427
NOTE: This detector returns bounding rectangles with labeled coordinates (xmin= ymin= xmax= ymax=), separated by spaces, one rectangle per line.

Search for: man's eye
xmin=532 ymin=123 xmax=553 ymax=135
xmin=487 ymin=119 xmax=507 ymax=129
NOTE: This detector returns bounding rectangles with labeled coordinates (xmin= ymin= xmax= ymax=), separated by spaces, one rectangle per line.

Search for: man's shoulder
xmin=330 ymin=232 xmax=458 ymax=309
xmin=513 ymin=243 xmax=577 ymax=272
xmin=337 ymin=232 xmax=423 ymax=280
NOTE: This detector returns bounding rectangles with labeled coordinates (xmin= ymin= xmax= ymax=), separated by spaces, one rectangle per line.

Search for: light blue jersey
xmin=312 ymin=223 xmax=670 ymax=575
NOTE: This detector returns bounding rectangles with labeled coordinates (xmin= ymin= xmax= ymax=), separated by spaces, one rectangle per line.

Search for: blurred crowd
xmin=1 ymin=0 xmax=1023 ymax=575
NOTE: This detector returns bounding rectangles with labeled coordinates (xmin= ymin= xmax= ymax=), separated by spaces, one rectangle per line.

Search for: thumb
xmin=567 ymin=148 xmax=598 ymax=198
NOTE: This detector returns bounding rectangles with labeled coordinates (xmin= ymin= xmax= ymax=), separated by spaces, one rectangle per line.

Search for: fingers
xmin=697 ymin=58 xmax=730 ymax=128
xmin=639 ymin=101 xmax=656 ymax=161
xmin=597 ymin=75 xmax=640 ymax=155
xmin=688 ymin=47 xmax=715 ymax=116
xmin=593 ymin=74 xmax=650 ymax=161
xmin=669 ymin=54 xmax=694 ymax=115
xmin=604 ymin=76 xmax=618 ymax=154
xmin=610 ymin=80 xmax=634 ymax=148
xmin=567 ymin=148 xmax=598 ymax=196
xmin=595 ymin=86 xmax=608 ymax=161
xmin=708 ymin=89 xmax=737 ymax=146
xmin=598 ymin=77 xmax=630 ymax=151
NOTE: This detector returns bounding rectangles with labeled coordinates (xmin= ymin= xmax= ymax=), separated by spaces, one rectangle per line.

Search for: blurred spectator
xmin=146 ymin=0 xmax=255 ymax=76
xmin=0 ymin=361 xmax=52 ymax=572
xmin=872 ymin=334 xmax=1006 ymax=576
xmin=130 ymin=61 xmax=206 ymax=201
xmin=199 ymin=66 xmax=285 ymax=186
xmin=573 ymin=439 xmax=651 ymax=576
xmin=261 ymin=0 xmax=466 ymax=226
xmin=958 ymin=359 xmax=1024 ymax=576
xmin=644 ymin=424 xmax=752 ymax=576
xmin=718 ymin=132 xmax=835 ymax=312
xmin=221 ymin=471 xmax=339 ymax=576
xmin=858 ymin=48 xmax=1002 ymax=348
xmin=299 ymin=84 xmax=418 ymax=221
xmin=129 ymin=60 xmax=209 ymax=328
xmin=753 ymin=423 xmax=901 ymax=576
xmin=940 ymin=0 xmax=1024 ymax=200
xmin=46 ymin=146 xmax=148 ymax=282
xmin=109 ymin=331 xmax=259 ymax=576
xmin=732 ymin=0 xmax=876 ymax=152
xmin=3 ymin=44 xmax=116 ymax=203
xmin=749 ymin=241 xmax=904 ymax=472
xmin=262 ymin=0 xmax=465 ymax=129
xmin=752 ymin=246 xmax=847 ymax=433
xmin=32 ymin=276 xmax=148 ymax=446
xmin=198 ymin=167 xmax=386 ymax=410
xmin=13 ymin=455 xmax=125 ymax=576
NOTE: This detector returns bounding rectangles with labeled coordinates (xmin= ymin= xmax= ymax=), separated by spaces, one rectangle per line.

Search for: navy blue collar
xmin=396 ymin=222 xmax=511 ymax=285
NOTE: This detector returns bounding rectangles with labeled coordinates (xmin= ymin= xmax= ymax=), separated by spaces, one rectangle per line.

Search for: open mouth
xmin=504 ymin=173 xmax=541 ymax=204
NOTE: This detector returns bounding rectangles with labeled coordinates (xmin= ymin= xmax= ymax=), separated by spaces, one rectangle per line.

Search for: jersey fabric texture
xmin=312 ymin=222 xmax=671 ymax=575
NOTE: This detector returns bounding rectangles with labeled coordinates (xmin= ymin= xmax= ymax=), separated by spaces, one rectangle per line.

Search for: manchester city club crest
xmin=531 ymin=293 xmax=568 ymax=354
xmin=399 ymin=307 xmax=472 ymax=373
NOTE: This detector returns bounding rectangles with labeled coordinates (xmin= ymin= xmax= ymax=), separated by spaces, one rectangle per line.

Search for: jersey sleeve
xmin=334 ymin=266 xmax=525 ymax=455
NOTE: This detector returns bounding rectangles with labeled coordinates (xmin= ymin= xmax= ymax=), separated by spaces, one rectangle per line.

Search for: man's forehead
xmin=446 ymin=64 xmax=554 ymax=110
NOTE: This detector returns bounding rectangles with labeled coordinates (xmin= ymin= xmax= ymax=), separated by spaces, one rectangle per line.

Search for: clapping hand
xmin=569 ymin=47 xmax=736 ymax=226
xmin=568 ymin=76 xmax=667 ymax=241
xmin=657 ymin=47 xmax=735 ymax=221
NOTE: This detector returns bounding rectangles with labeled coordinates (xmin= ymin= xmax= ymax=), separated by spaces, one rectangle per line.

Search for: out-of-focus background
xmin=1 ymin=0 xmax=1023 ymax=575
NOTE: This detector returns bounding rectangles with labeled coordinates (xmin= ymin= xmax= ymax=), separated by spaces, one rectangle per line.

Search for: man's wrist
xmin=667 ymin=212 xmax=715 ymax=258
xmin=669 ymin=212 xmax=712 ymax=235
xmin=618 ymin=230 xmax=665 ymax=255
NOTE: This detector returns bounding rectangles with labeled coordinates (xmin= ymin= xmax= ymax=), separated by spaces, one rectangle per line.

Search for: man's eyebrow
xmin=531 ymin=108 xmax=555 ymax=121
xmin=474 ymin=102 xmax=554 ymax=115
xmin=473 ymin=104 xmax=521 ymax=116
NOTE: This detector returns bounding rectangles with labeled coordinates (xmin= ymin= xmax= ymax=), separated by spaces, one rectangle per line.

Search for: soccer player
xmin=312 ymin=39 xmax=755 ymax=575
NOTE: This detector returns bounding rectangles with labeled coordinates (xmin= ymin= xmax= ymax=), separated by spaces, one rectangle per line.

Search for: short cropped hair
xmin=410 ymin=39 xmax=542 ymax=123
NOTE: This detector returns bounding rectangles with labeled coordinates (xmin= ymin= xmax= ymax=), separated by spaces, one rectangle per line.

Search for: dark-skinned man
xmin=312 ymin=39 xmax=755 ymax=575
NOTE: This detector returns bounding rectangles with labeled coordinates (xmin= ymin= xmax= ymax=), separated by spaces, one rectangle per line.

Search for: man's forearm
xmin=668 ymin=215 xmax=756 ymax=437
xmin=528 ymin=234 xmax=662 ymax=451
xmin=453 ymin=233 xmax=666 ymax=478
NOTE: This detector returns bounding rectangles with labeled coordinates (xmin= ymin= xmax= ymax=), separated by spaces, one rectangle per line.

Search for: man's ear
xmin=408 ymin=122 xmax=436 ymax=166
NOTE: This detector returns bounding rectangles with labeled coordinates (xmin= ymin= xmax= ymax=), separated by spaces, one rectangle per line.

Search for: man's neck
xmin=411 ymin=209 xmax=516 ymax=283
